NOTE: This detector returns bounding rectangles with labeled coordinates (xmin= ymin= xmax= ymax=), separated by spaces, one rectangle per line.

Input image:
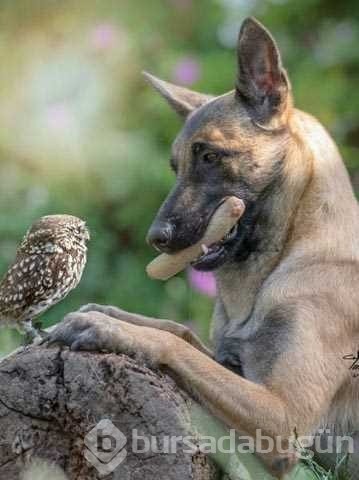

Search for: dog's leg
xmin=46 ymin=310 xmax=349 ymax=476
xmin=78 ymin=303 xmax=212 ymax=357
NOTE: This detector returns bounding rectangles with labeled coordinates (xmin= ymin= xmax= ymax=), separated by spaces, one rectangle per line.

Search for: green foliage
xmin=0 ymin=0 xmax=358 ymax=363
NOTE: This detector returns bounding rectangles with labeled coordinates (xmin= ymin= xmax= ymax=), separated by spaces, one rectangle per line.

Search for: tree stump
xmin=0 ymin=346 xmax=219 ymax=480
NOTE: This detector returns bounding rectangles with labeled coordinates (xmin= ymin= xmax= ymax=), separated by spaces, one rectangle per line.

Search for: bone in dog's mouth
xmin=191 ymin=222 xmax=239 ymax=269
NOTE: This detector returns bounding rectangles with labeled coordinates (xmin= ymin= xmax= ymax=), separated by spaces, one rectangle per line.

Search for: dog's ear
xmin=143 ymin=72 xmax=212 ymax=118
xmin=236 ymin=17 xmax=290 ymax=122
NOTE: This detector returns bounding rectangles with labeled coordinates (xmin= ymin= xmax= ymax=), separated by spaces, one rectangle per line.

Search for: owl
xmin=0 ymin=214 xmax=90 ymax=342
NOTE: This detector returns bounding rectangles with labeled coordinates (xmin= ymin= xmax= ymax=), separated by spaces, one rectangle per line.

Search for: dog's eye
xmin=192 ymin=143 xmax=202 ymax=155
xmin=202 ymin=152 xmax=219 ymax=163
xmin=192 ymin=143 xmax=220 ymax=164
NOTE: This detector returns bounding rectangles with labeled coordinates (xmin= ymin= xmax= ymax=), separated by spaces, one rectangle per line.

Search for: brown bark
xmin=0 ymin=346 xmax=219 ymax=480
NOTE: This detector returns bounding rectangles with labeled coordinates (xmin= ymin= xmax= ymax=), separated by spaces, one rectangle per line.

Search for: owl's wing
xmin=0 ymin=253 xmax=54 ymax=319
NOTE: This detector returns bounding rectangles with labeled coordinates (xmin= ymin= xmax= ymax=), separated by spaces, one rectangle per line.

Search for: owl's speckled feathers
xmin=0 ymin=214 xmax=90 ymax=340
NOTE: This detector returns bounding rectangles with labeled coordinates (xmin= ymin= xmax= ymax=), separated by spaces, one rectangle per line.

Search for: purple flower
xmin=91 ymin=23 xmax=118 ymax=50
xmin=172 ymin=57 xmax=201 ymax=86
xmin=188 ymin=268 xmax=217 ymax=298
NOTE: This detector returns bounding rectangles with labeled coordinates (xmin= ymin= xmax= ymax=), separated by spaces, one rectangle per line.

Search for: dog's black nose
xmin=146 ymin=222 xmax=174 ymax=252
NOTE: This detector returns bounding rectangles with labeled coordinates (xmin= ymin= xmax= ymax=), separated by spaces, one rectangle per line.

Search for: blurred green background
xmin=0 ymin=0 xmax=359 ymax=355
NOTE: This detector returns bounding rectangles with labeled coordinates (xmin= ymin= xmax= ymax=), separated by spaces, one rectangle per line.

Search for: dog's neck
xmin=214 ymin=108 xmax=359 ymax=326
xmin=215 ymin=181 xmax=301 ymax=325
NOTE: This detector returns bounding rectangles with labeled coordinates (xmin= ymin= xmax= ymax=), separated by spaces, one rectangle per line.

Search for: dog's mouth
xmin=191 ymin=221 xmax=240 ymax=271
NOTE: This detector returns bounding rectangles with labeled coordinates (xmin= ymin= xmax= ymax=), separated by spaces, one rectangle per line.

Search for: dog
xmin=48 ymin=17 xmax=359 ymax=477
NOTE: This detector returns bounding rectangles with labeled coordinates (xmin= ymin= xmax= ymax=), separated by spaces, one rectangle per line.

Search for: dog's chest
xmin=213 ymin=311 xmax=292 ymax=384
xmin=213 ymin=327 xmax=274 ymax=384
xmin=214 ymin=261 xmax=293 ymax=383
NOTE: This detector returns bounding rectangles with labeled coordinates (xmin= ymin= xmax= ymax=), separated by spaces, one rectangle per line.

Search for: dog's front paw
xmin=46 ymin=311 xmax=128 ymax=353
xmin=46 ymin=311 xmax=175 ymax=365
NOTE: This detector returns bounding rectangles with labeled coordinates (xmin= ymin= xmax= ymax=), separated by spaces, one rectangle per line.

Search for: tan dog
xmin=48 ymin=17 xmax=359 ymax=477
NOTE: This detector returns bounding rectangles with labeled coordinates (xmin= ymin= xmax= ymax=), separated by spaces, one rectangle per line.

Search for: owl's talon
xmin=22 ymin=337 xmax=33 ymax=348
xmin=20 ymin=320 xmax=42 ymax=346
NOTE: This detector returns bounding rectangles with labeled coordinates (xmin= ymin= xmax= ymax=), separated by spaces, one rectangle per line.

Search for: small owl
xmin=0 ymin=214 xmax=90 ymax=342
